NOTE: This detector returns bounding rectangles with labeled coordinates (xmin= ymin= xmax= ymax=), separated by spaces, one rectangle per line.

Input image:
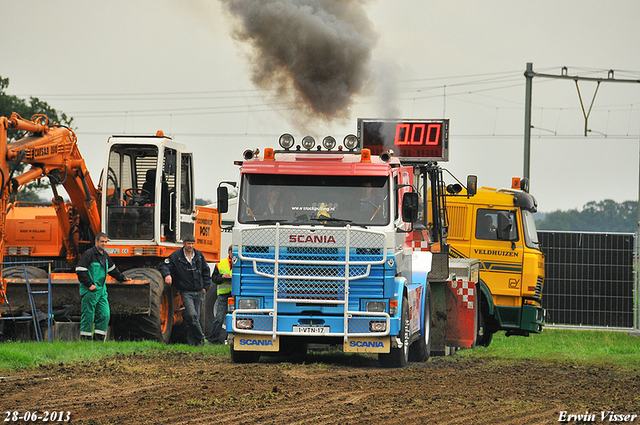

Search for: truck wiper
xmin=309 ymin=217 xmax=367 ymax=228
xmin=251 ymin=219 xmax=289 ymax=225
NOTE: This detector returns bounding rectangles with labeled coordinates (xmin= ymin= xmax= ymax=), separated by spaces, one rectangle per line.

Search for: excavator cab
xmin=102 ymin=133 xmax=195 ymax=245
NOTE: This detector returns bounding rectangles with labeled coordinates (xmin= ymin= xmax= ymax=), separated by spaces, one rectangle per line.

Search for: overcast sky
xmin=2 ymin=0 xmax=640 ymax=212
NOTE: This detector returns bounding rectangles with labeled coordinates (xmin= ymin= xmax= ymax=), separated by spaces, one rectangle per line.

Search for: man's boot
xmin=93 ymin=333 xmax=106 ymax=342
xmin=80 ymin=335 xmax=92 ymax=341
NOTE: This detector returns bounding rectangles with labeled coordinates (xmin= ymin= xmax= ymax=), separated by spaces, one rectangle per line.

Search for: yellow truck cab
xmin=446 ymin=180 xmax=545 ymax=346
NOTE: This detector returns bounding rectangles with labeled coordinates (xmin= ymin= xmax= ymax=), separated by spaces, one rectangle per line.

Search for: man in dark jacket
xmin=158 ymin=234 xmax=212 ymax=345
xmin=76 ymin=232 xmax=130 ymax=341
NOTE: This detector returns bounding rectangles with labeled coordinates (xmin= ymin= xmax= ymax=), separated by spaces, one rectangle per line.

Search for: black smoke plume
xmin=220 ymin=0 xmax=377 ymax=124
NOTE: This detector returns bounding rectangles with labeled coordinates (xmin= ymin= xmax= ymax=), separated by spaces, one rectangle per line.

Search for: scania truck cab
xmin=219 ymin=118 xmax=480 ymax=367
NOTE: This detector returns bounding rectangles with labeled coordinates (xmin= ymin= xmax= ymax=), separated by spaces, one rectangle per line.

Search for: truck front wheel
xmin=379 ymin=296 xmax=410 ymax=368
xmin=476 ymin=292 xmax=494 ymax=347
xmin=203 ymin=289 xmax=218 ymax=337
xmin=409 ymin=283 xmax=431 ymax=362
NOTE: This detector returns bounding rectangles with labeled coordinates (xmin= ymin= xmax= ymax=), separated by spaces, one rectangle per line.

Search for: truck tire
xmin=118 ymin=268 xmax=172 ymax=343
xmin=379 ymin=296 xmax=410 ymax=368
xmin=476 ymin=290 xmax=494 ymax=348
xmin=230 ymin=346 xmax=261 ymax=363
xmin=2 ymin=266 xmax=48 ymax=280
xmin=476 ymin=329 xmax=493 ymax=347
xmin=409 ymin=283 xmax=431 ymax=362
xmin=203 ymin=289 xmax=218 ymax=337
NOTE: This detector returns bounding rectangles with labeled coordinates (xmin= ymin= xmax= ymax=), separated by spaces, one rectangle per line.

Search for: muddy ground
xmin=1 ymin=349 xmax=639 ymax=425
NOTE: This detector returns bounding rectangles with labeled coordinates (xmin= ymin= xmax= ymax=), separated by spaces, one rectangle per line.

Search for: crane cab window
xmin=105 ymin=145 xmax=160 ymax=240
xmin=180 ymin=154 xmax=193 ymax=215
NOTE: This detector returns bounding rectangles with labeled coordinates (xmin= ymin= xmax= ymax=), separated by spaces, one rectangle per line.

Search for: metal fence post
xmin=635 ymin=232 xmax=639 ymax=331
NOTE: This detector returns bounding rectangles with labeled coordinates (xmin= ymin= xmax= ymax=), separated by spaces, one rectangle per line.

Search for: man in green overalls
xmin=76 ymin=232 xmax=130 ymax=341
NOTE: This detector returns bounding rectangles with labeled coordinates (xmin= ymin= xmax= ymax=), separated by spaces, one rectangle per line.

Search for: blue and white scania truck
xmin=217 ymin=119 xmax=480 ymax=368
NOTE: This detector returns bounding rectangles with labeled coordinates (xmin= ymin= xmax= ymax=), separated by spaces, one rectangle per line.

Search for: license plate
xmin=293 ymin=325 xmax=329 ymax=334
xmin=343 ymin=337 xmax=390 ymax=353
xmin=233 ymin=334 xmax=279 ymax=352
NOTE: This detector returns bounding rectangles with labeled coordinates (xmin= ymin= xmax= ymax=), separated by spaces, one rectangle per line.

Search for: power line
xmin=72 ymin=129 xmax=639 ymax=139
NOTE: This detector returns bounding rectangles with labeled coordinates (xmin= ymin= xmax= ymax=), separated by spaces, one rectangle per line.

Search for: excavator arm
xmin=0 ymin=115 xmax=11 ymax=305
xmin=0 ymin=113 xmax=101 ymax=266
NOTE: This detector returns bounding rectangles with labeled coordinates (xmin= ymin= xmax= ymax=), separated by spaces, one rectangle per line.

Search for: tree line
xmin=535 ymin=199 xmax=638 ymax=233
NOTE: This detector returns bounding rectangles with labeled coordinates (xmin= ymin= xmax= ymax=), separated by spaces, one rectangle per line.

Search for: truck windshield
xmin=521 ymin=210 xmax=541 ymax=250
xmin=238 ymin=174 xmax=390 ymax=226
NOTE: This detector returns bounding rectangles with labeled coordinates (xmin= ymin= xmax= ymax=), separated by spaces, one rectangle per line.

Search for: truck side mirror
xmin=217 ymin=186 xmax=229 ymax=214
xmin=466 ymin=175 xmax=477 ymax=196
xmin=496 ymin=210 xmax=515 ymax=241
xmin=402 ymin=192 xmax=419 ymax=223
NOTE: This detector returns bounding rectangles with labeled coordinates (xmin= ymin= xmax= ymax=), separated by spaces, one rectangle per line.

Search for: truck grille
xmin=240 ymin=226 xmax=386 ymax=302
xmin=277 ymin=278 xmax=344 ymax=301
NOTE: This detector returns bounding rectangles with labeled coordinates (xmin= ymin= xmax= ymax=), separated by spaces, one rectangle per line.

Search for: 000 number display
xmin=358 ymin=119 xmax=449 ymax=161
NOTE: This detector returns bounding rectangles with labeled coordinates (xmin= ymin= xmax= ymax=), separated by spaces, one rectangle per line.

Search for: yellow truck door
xmin=472 ymin=207 xmax=523 ymax=309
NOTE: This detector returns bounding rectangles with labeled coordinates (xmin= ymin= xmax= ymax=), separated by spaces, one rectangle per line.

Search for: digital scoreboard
xmin=357 ymin=118 xmax=449 ymax=162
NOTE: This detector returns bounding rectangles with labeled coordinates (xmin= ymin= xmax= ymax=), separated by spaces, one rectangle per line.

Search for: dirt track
xmin=1 ymin=349 xmax=639 ymax=424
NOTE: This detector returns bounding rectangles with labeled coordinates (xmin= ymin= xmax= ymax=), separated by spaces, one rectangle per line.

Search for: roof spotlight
xmin=301 ymin=135 xmax=316 ymax=150
xmin=279 ymin=133 xmax=295 ymax=150
xmin=322 ymin=136 xmax=337 ymax=150
xmin=343 ymin=134 xmax=359 ymax=150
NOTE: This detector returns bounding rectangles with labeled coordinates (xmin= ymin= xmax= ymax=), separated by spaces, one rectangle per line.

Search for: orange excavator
xmin=0 ymin=113 xmax=221 ymax=342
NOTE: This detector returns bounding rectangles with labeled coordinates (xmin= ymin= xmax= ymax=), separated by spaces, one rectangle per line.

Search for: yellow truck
xmin=446 ymin=179 xmax=545 ymax=346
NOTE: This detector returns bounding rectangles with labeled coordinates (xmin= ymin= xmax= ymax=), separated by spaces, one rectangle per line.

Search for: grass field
xmin=459 ymin=329 xmax=640 ymax=369
xmin=0 ymin=329 xmax=638 ymax=372
xmin=0 ymin=339 xmax=228 ymax=372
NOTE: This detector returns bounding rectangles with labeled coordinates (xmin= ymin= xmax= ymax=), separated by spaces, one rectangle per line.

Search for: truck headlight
xmin=369 ymin=321 xmax=387 ymax=332
xmin=236 ymin=318 xmax=254 ymax=330
xmin=238 ymin=298 xmax=259 ymax=310
xmin=366 ymin=301 xmax=386 ymax=313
